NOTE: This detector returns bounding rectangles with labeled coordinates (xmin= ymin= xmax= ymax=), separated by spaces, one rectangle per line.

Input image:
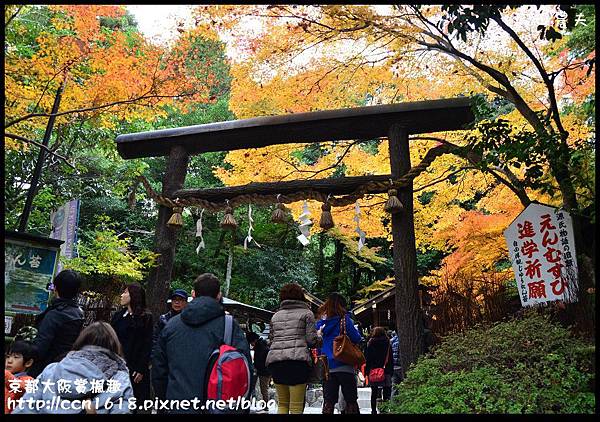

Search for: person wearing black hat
xmin=152 ymin=289 xmax=189 ymax=348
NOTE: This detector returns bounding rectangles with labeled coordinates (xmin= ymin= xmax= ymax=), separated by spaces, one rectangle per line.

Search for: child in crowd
xmin=4 ymin=340 xmax=36 ymax=414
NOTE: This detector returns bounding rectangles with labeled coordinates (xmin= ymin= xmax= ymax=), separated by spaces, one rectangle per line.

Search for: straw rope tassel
xmin=384 ymin=188 xmax=404 ymax=213
xmin=221 ymin=201 xmax=238 ymax=230
xmin=271 ymin=194 xmax=287 ymax=223
xmin=167 ymin=205 xmax=184 ymax=228
xmin=127 ymin=179 xmax=140 ymax=210
xmin=319 ymin=197 xmax=334 ymax=230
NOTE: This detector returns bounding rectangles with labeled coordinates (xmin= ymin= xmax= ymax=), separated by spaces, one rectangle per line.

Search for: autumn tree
xmin=4 ymin=5 xmax=228 ymax=233
xmin=194 ymin=4 xmax=595 ymax=368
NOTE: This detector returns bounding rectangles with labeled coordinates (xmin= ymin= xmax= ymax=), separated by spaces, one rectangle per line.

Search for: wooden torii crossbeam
xmin=115 ymin=97 xmax=474 ymax=373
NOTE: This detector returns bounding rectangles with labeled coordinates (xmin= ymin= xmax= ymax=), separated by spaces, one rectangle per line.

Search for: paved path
xmin=251 ymin=387 xmax=374 ymax=414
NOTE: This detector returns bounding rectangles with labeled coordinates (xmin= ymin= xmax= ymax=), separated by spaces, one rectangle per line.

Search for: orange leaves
xmin=56 ymin=5 xmax=125 ymax=42
xmin=560 ymin=51 xmax=596 ymax=103
xmin=5 ymin=5 xmax=229 ymax=149
xmin=423 ymin=195 xmax=521 ymax=293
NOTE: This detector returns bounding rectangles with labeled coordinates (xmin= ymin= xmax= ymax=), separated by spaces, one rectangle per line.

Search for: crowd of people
xmin=5 ymin=269 xmax=404 ymax=414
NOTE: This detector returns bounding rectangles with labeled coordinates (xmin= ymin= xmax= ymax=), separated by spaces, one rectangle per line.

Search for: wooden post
xmin=146 ymin=145 xmax=189 ymax=323
xmin=388 ymin=123 xmax=424 ymax=378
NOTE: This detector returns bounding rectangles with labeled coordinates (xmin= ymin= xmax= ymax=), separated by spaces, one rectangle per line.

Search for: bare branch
xmin=491 ymin=14 xmax=567 ymax=140
xmin=4 ymin=91 xmax=196 ymax=129
xmin=5 ymin=5 xmax=24 ymax=27
xmin=5 ymin=132 xmax=76 ymax=170
xmin=414 ymin=167 xmax=474 ymax=193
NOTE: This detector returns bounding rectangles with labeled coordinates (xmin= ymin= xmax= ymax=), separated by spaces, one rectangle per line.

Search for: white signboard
xmin=504 ymin=203 xmax=578 ymax=307
xmin=5 ymin=315 xmax=13 ymax=335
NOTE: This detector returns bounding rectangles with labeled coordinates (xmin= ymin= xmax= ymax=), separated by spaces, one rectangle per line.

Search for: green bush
xmin=381 ymin=311 xmax=595 ymax=413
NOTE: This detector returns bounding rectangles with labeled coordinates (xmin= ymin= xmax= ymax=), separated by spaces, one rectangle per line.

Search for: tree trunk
xmin=317 ymin=233 xmax=325 ymax=289
xmin=146 ymin=145 xmax=189 ymax=323
xmin=550 ymin=144 xmax=595 ymax=337
xmin=332 ymin=238 xmax=344 ymax=293
xmin=565 ymin=214 xmax=596 ymax=338
xmin=351 ymin=263 xmax=362 ymax=299
xmin=389 ymin=123 xmax=424 ymax=378
xmin=224 ymin=238 xmax=234 ymax=297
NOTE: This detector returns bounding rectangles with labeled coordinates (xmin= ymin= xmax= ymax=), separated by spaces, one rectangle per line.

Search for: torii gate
xmin=116 ymin=97 xmax=474 ymax=373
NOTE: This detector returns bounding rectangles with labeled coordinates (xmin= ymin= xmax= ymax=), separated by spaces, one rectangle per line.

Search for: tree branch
xmin=410 ymin=135 xmax=531 ymax=206
xmin=4 ymin=91 xmax=196 ymax=129
xmin=491 ymin=14 xmax=567 ymax=140
xmin=413 ymin=167 xmax=474 ymax=193
xmin=5 ymin=132 xmax=76 ymax=170
xmin=5 ymin=5 xmax=24 ymax=27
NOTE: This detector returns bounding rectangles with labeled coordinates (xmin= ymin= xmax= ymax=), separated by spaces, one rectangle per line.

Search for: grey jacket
xmin=265 ymin=300 xmax=321 ymax=366
xmin=13 ymin=345 xmax=133 ymax=414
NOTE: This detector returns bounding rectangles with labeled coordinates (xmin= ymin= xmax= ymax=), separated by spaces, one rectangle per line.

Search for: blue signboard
xmin=5 ymin=233 xmax=62 ymax=315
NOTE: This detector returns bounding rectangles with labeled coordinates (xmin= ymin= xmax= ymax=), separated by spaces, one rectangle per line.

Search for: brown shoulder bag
xmin=333 ymin=316 xmax=365 ymax=367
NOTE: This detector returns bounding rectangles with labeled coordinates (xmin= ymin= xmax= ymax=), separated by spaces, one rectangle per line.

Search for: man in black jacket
xmin=151 ymin=273 xmax=253 ymax=413
xmin=246 ymin=331 xmax=271 ymax=404
xmin=29 ymin=269 xmax=84 ymax=378
xmin=153 ymin=288 xmax=189 ymax=348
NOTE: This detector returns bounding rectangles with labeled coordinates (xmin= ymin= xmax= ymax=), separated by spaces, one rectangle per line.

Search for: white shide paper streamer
xmin=297 ymin=200 xmax=312 ymax=246
xmin=244 ymin=204 xmax=261 ymax=249
xmin=195 ymin=208 xmax=205 ymax=254
xmin=354 ymin=201 xmax=366 ymax=252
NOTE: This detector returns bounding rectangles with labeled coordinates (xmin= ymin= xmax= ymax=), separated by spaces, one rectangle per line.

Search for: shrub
xmin=381 ymin=310 xmax=595 ymax=413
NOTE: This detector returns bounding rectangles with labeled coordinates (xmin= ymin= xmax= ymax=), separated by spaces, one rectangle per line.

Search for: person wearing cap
xmin=152 ymin=289 xmax=189 ymax=348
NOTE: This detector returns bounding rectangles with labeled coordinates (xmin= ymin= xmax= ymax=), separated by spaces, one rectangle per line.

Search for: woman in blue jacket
xmin=315 ymin=293 xmax=362 ymax=414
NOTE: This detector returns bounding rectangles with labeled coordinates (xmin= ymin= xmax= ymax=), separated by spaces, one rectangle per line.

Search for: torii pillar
xmin=389 ymin=124 xmax=423 ymax=376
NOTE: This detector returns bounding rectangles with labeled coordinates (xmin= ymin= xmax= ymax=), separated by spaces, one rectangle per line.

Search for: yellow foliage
xmin=5 ymin=5 xmax=221 ymax=151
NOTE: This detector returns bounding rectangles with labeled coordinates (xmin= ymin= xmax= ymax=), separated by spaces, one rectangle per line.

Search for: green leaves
xmin=62 ymin=215 xmax=158 ymax=283
xmin=439 ymin=5 xmax=506 ymax=42
xmin=465 ymin=116 xmax=560 ymax=191
xmin=381 ymin=312 xmax=596 ymax=413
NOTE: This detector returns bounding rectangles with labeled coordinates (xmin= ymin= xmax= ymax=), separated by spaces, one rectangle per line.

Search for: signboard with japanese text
xmin=5 ymin=232 xmax=63 ymax=315
xmin=504 ymin=203 xmax=579 ymax=307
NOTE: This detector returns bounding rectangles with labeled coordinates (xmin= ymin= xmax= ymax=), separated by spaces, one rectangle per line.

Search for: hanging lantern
xmin=384 ymin=188 xmax=404 ymax=213
xmin=319 ymin=201 xmax=334 ymax=230
xmin=167 ymin=206 xmax=184 ymax=228
xmin=220 ymin=205 xmax=238 ymax=230
xmin=271 ymin=195 xmax=287 ymax=223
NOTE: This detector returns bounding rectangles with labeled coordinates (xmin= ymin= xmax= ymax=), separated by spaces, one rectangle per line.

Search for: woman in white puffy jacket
xmin=13 ymin=322 xmax=133 ymax=414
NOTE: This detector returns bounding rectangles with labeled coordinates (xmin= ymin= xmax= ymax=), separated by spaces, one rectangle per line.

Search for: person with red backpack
xmin=151 ymin=273 xmax=254 ymax=414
